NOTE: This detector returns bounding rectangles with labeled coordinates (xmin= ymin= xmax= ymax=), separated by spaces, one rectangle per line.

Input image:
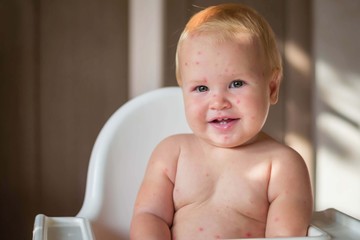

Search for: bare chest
xmin=173 ymin=153 xmax=271 ymax=221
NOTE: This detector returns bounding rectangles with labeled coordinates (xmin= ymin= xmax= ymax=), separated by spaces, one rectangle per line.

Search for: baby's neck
xmin=197 ymin=131 xmax=270 ymax=150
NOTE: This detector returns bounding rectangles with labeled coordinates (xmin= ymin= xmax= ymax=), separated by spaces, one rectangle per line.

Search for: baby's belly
xmin=171 ymin=202 xmax=266 ymax=240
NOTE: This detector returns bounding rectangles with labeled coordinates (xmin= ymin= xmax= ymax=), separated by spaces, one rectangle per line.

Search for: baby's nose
xmin=209 ymin=93 xmax=231 ymax=110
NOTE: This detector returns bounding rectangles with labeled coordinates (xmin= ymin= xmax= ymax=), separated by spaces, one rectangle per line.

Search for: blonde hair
xmin=175 ymin=3 xmax=282 ymax=85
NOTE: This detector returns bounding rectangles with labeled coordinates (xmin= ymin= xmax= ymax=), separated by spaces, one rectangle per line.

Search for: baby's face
xmin=179 ymin=33 xmax=279 ymax=148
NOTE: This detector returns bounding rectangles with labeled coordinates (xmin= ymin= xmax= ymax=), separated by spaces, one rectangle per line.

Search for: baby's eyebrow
xmin=188 ymin=78 xmax=208 ymax=85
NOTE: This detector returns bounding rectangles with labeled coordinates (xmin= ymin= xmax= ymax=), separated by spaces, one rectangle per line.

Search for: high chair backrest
xmin=77 ymin=87 xmax=191 ymax=239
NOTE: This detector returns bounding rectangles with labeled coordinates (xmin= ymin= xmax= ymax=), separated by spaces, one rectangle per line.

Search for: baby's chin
xmin=199 ymin=134 xmax=263 ymax=149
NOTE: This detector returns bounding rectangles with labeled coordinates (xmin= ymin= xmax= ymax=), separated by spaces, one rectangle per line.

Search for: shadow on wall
xmin=314 ymin=0 xmax=360 ymax=220
xmin=317 ymin=60 xmax=360 ymax=162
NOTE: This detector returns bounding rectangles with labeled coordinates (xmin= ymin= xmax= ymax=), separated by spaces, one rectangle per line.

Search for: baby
xmin=130 ymin=3 xmax=313 ymax=240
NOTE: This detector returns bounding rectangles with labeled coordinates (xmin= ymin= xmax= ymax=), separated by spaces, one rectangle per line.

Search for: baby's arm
xmin=130 ymin=137 xmax=179 ymax=240
xmin=266 ymin=149 xmax=313 ymax=237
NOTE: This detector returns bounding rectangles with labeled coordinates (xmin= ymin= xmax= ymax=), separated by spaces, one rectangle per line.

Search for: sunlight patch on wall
xmin=283 ymin=39 xmax=314 ymax=187
xmin=315 ymin=59 xmax=360 ymax=219
xmin=317 ymin=60 xmax=360 ymax=127
xmin=285 ymin=40 xmax=311 ymax=75
xmin=316 ymin=141 xmax=360 ymax=218
xmin=317 ymin=112 xmax=360 ymax=161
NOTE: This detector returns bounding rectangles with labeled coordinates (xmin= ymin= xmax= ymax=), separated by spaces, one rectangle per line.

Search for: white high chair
xmin=33 ymin=87 xmax=360 ymax=240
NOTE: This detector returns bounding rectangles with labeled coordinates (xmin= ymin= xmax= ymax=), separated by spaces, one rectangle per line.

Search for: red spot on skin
xmin=274 ymin=217 xmax=280 ymax=222
xmin=198 ymin=227 xmax=204 ymax=232
xmin=215 ymin=234 xmax=221 ymax=239
xmin=236 ymin=99 xmax=241 ymax=104
xmin=185 ymin=62 xmax=188 ymax=66
xmin=245 ymin=232 xmax=252 ymax=237
xmin=205 ymin=173 xmax=210 ymax=177
xmin=197 ymin=51 xmax=202 ymax=55
xmin=196 ymin=61 xmax=200 ymax=65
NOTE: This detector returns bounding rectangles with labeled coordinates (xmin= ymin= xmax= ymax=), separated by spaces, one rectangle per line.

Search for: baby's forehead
xmin=189 ymin=29 xmax=259 ymax=43
xmin=180 ymin=31 xmax=261 ymax=53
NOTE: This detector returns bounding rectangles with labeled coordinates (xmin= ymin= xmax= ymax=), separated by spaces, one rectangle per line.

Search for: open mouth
xmin=209 ymin=117 xmax=239 ymax=129
xmin=210 ymin=118 xmax=235 ymax=125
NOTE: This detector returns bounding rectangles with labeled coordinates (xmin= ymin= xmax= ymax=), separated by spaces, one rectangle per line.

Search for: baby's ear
xmin=269 ymin=70 xmax=281 ymax=104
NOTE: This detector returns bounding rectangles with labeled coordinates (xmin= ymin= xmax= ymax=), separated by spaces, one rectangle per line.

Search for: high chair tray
xmin=311 ymin=208 xmax=360 ymax=240
xmin=236 ymin=208 xmax=360 ymax=240
xmin=32 ymin=214 xmax=95 ymax=240
xmin=32 ymin=209 xmax=360 ymax=240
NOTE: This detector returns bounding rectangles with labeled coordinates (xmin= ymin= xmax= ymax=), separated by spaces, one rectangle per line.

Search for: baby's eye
xmin=195 ymin=85 xmax=209 ymax=92
xmin=229 ymin=80 xmax=245 ymax=88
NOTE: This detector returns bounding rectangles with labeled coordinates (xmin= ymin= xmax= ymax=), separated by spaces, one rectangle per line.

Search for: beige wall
xmin=314 ymin=0 xmax=360 ymax=219
xmin=129 ymin=0 xmax=164 ymax=97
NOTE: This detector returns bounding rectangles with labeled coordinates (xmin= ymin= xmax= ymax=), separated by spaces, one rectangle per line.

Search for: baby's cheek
xmin=196 ymin=107 xmax=207 ymax=117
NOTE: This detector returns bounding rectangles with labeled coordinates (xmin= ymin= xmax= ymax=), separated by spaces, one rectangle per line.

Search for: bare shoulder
xmin=271 ymin=141 xmax=309 ymax=178
xmin=148 ymin=134 xmax=194 ymax=181
xmin=131 ymin=134 xmax=193 ymax=236
xmin=257 ymin=135 xmax=311 ymax=200
xmin=263 ymin=138 xmax=313 ymax=237
xmin=154 ymin=133 xmax=194 ymax=153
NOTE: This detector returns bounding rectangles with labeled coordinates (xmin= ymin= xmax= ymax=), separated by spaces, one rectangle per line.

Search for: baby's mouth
xmin=211 ymin=118 xmax=235 ymax=125
xmin=209 ymin=117 xmax=240 ymax=129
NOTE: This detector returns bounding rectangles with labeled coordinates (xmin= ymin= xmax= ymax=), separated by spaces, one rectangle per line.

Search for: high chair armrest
xmin=32 ymin=214 xmax=95 ymax=240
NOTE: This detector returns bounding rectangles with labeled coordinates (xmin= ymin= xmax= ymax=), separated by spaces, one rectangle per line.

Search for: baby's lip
xmin=208 ymin=117 xmax=239 ymax=123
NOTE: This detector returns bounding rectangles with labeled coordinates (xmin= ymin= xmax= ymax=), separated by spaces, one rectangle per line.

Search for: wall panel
xmin=0 ymin=0 xmax=129 ymax=238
